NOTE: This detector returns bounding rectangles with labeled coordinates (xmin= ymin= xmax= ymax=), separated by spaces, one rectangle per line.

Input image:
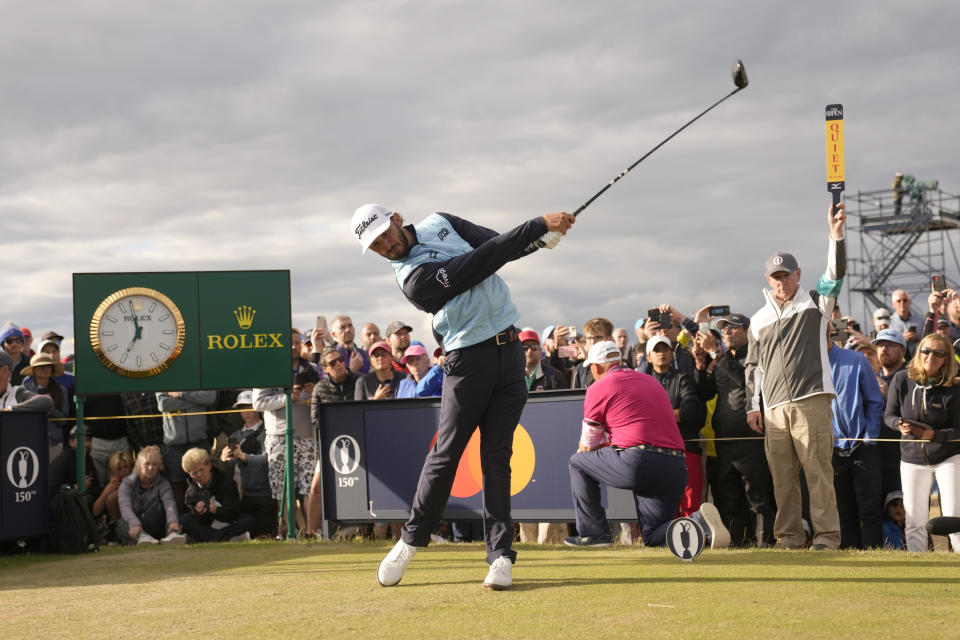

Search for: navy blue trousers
xmin=569 ymin=446 xmax=687 ymax=546
xmin=402 ymin=338 xmax=526 ymax=564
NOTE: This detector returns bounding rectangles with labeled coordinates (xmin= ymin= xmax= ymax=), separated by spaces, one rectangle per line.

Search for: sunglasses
xmin=919 ymin=347 xmax=947 ymax=358
xmin=4 ymin=337 xmax=23 ymax=344
xmin=324 ymin=357 xmax=345 ymax=366
xmin=521 ymin=344 xmax=540 ymax=351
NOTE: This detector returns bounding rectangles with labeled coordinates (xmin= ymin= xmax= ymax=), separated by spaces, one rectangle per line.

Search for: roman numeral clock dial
xmin=89 ymin=287 xmax=186 ymax=378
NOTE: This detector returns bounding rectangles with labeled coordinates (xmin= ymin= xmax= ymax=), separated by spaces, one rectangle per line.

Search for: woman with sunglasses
xmin=884 ymin=332 xmax=960 ymax=551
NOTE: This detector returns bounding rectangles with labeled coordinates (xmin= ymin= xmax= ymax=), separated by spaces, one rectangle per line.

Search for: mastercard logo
xmin=428 ymin=424 xmax=535 ymax=498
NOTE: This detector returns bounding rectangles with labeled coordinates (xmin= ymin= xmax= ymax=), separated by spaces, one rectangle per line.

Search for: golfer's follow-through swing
xmin=352 ymin=60 xmax=748 ymax=589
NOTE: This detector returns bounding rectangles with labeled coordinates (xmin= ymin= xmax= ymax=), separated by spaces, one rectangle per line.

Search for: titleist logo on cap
xmin=355 ymin=214 xmax=378 ymax=239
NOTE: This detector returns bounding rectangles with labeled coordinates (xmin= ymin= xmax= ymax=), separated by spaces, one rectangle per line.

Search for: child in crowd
xmin=92 ymin=450 xmax=134 ymax=540
xmin=882 ymin=490 xmax=906 ymax=550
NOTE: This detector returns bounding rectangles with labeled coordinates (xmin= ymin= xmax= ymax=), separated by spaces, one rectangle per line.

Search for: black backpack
xmin=49 ymin=486 xmax=100 ymax=554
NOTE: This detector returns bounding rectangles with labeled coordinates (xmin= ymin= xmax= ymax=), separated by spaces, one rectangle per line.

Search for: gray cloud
xmin=2 ymin=1 xmax=959 ymax=353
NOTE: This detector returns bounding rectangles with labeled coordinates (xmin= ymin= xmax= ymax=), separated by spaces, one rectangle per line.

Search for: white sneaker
xmin=136 ymin=532 xmax=159 ymax=546
xmin=377 ymin=540 xmax=417 ymax=587
xmin=482 ymin=556 xmax=512 ymax=590
xmin=229 ymin=532 xmax=251 ymax=543
xmin=694 ymin=503 xmax=730 ymax=549
xmin=160 ymin=532 xmax=187 ymax=545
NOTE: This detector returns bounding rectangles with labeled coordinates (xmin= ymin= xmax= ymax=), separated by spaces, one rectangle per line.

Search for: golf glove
xmin=536 ymin=231 xmax=562 ymax=250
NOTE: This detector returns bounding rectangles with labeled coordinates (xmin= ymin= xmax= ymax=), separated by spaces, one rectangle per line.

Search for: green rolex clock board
xmin=73 ymin=271 xmax=290 ymax=394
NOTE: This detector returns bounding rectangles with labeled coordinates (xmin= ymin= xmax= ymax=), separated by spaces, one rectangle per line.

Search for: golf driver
xmin=572 ymin=59 xmax=748 ymax=218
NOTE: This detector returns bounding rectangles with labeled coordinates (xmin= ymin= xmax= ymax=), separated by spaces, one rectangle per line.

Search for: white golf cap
xmin=233 ymin=389 xmax=254 ymax=408
xmin=352 ymin=203 xmax=394 ymax=254
xmin=645 ymin=335 xmax=673 ymax=354
xmin=584 ymin=340 xmax=621 ymax=366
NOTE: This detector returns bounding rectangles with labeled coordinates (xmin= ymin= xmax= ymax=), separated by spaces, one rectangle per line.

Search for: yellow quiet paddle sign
xmin=825 ymin=104 xmax=845 ymax=206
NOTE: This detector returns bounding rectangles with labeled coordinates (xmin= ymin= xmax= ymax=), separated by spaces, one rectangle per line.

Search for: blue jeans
xmin=569 ymin=446 xmax=687 ymax=546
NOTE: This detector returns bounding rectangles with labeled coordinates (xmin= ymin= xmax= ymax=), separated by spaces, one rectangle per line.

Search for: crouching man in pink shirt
xmin=565 ymin=341 xmax=729 ymax=549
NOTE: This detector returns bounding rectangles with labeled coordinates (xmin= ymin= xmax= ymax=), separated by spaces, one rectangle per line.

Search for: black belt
xmin=612 ymin=443 xmax=686 ymax=458
xmin=479 ymin=326 xmax=518 ymax=347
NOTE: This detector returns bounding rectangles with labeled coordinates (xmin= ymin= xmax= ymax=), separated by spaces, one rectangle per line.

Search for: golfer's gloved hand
xmin=535 ymin=231 xmax=562 ymax=250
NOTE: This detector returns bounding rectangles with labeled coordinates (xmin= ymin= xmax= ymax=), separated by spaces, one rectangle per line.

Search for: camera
xmin=830 ymin=318 xmax=849 ymax=340
xmin=647 ymin=308 xmax=673 ymax=330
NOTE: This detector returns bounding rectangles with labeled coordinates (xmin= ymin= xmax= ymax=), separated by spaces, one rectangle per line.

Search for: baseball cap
xmin=541 ymin=325 xmax=556 ymax=341
xmin=386 ymin=320 xmax=413 ymax=336
xmin=368 ymin=340 xmax=392 ymax=356
xmin=938 ymin=318 xmax=951 ymax=328
xmin=352 ymin=203 xmax=394 ymax=254
xmin=41 ymin=330 xmax=64 ymax=342
xmin=645 ymin=335 xmax=673 ymax=354
xmin=716 ymin=313 xmax=751 ymax=330
xmin=873 ymin=308 xmax=891 ymax=321
xmin=764 ymin=251 xmax=799 ymax=277
xmin=38 ymin=339 xmax=60 ymax=353
xmin=19 ymin=327 xmax=31 ymax=339
xmin=584 ymin=340 xmax=622 ymax=366
xmin=518 ymin=330 xmax=540 ymax=344
xmin=233 ymin=390 xmax=254 ymax=408
xmin=634 ymin=318 xmax=645 ymax=331
xmin=884 ymin=490 xmax=903 ymax=508
xmin=872 ymin=328 xmax=906 ymax=348
xmin=401 ymin=344 xmax=428 ymax=364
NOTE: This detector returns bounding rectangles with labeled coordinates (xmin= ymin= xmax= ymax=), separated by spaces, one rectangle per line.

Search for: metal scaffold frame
xmin=844 ymin=180 xmax=960 ymax=326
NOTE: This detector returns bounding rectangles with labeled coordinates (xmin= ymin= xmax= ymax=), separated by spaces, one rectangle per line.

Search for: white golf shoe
xmin=482 ymin=556 xmax=513 ymax=590
xmin=377 ymin=540 xmax=417 ymax=587
xmin=693 ymin=502 xmax=730 ymax=549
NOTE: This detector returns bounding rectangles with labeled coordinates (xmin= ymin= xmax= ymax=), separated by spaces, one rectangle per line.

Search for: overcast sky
xmin=3 ymin=1 xmax=959 ymax=355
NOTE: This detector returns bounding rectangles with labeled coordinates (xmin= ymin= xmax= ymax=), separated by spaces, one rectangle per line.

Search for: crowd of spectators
xmin=5 ymin=288 xmax=958 ymax=552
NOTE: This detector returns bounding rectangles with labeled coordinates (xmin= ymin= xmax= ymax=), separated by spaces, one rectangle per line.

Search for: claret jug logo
xmin=207 ymin=304 xmax=284 ymax=351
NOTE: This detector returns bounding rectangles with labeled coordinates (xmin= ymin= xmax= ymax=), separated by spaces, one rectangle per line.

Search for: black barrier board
xmin=318 ymin=391 xmax=640 ymax=523
xmin=0 ymin=412 xmax=49 ymax=541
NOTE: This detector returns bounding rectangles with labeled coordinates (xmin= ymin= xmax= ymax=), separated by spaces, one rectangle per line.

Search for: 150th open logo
xmin=206 ymin=305 xmax=286 ymax=350
xmin=6 ymin=446 xmax=40 ymax=503
xmin=329 ymin=435 xmax=361 ymax=488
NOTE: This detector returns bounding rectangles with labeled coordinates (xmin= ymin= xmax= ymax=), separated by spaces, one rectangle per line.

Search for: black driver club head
xmin=732 ymin=59 xmax=748 ymax=89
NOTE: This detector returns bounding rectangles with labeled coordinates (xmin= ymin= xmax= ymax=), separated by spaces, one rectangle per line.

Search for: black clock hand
xmin=126 ymin=309 xmax=142 ymax=352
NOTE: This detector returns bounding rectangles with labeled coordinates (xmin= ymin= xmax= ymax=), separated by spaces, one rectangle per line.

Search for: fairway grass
xmin=1 ymin=541 xmax=957 ymax=639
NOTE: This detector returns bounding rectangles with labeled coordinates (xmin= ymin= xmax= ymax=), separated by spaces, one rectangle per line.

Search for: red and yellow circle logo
xmin=429 ymin=424 xmax=535 ymax=498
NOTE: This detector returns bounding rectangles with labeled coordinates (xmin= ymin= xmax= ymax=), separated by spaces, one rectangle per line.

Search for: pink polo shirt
xmin=583 ymin=367 xmax=684 ymax=450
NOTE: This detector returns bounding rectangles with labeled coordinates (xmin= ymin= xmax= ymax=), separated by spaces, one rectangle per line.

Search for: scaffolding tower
xmin=845 ymin=178 xmax=960 ymax=325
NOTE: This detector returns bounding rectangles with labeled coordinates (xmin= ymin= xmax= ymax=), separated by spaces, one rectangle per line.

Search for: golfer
xmin=352 ymin=203 xmax=574 ymax=590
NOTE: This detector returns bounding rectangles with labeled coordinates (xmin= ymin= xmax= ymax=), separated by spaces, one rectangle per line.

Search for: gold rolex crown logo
xmin=234 ymin=305 xmax=256 ymax=329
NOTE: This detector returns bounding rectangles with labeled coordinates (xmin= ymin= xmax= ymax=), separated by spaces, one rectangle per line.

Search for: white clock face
xmin=90 ymin=287 xmax=185 ymax=378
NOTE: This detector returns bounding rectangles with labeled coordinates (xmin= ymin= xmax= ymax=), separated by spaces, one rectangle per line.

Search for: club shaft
xmin=573 ymin=86 xmax=742 ymax=217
